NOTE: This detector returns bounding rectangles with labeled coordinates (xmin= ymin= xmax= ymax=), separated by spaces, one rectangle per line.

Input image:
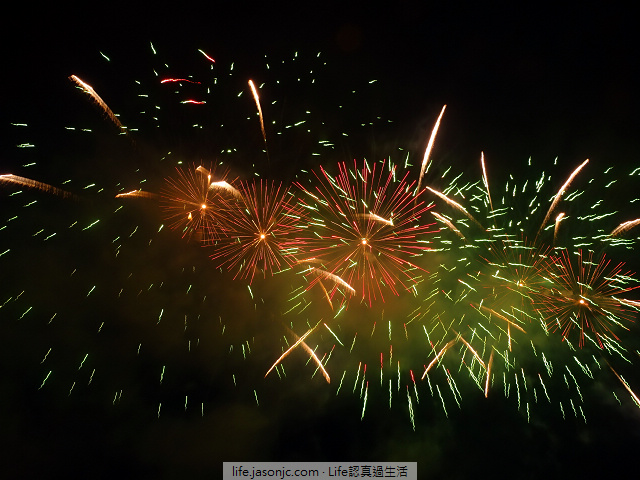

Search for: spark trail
xmin=69 ymin=75 xmax=125 ymax=133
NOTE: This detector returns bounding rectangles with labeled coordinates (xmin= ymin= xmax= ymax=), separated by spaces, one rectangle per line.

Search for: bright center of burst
xmin=260 ymin=233 xmax=266 ymax=240
xmin=361 ymin=238 xmax=368 ymax=246
xmin=200 ymin=204 xmax=207 ymax=210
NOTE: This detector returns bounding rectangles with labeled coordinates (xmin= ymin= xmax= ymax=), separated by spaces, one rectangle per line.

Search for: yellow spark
xmin=69 ymin=75 xmax=125 ymax=132
xmin=454 ymin=331 xmax=486 ymax=369
xmin=1 ymin=174 xmax=78 ymax=200
xmin=480 ymin=152 xmax=493 ymax=212
xmin=422 ymin=340 xmax=455 ymax=379
xmin=426 ymin=187 xmax=484 ymax=229
xmin=195 ymin=165 xmax=211 ymax=177
xmin=476 ymin=305 xmax=527 ymax=333
xmin=431 ymin=211 xmax=466 ymax=240
xmin=265 ymin=328 xmax=330 ymax=384
xmin=416 ymin=105 xmax=446 ymax=195
xmin=484 ymin=350 xmax=494 ymax=398
xmin=209 ymin=180 xmax=243 ymax=200
xmin=553 ymin=212 xmax=565 ymax=246
xmin=610 ymin=218 xmax=640 ymax=237
xmin=248 ymin=79 xmax=269 ymax=161
xmin=609 ymin=364 xmax=640 ymax=408
xmin=299 ymin=262 xmax=356 ymax=295
xmin=537 ymin=159 xmax=589 ymax=239
xmin=296 ymin=334 xmax=331 ymax=384
xmin=265 ymin=328 xmax=313 ymax=378
xmin=317 ymin=279 xmax=333 ymax=310
xmin=115 ymin=190 xmax=159 ymax=200
xmin=356 ymin=212 xmax=394 ymax=226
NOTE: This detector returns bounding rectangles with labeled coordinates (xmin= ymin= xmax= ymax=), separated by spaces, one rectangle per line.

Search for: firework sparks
xmin=416 ymin=105 xmax=446 ymax=196
xmin=296 ymin=159 xmax=435 ymax=306
xmin=290 ymin=327 xmax=331 ymax=383
xmin=553 ymin=212 xmax=565 ymax=246
xmin=535 ymin=249 xmax=637 ymax=348
xmin=413 ymin=151 xmax=639 ymax=420
xmin=356 ymin=213 xmax=394 ymax=226
xmin=422 ymin=340 xmax=455 ymax=379
xmin=69 ymin=75 xmax=125 ymax=133
xmin=536 ymin=159 xmax=589 ymax=240
xmin=3 ymin=44 xmax=639 ymax=433
xmin=265 ymin=328 xmax=313 ymax=378
xmin=1 ymin=174 xmax=78 ymax=200
xmin=115 ymin=190 xmax=159 ymax=200
xmin=475 ymin=304 xmax=527 ymax=334
xmin=609 ymin=364 xmax=640 ymax=407
xmin=161 ymin=164 xmax=235 ymax=242
xmin=305 ymin=265 xmax=356 ymax=295
xmin=610 ymin=218 xmax=640 ymax=237
xmin=210 ymin=179 xmax=305 ymax=281
xmin=454 ymin=330 xmax=487 ymax=369
xmin=431 ymin=211 xmax=466 ymax=240
xmin=480 ymin=152 xmax=494 ymax=212
xmin=484 ymin=350 xmax=494 ymax=397
xmin=426 ymin=186 xmax=484 ymax=229
xmin=248 ymin=79 xmax=269 ymax=162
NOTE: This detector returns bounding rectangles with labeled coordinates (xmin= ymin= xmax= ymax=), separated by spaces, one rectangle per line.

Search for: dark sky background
xmin=2 ymin=3 xmax=640 ymax=479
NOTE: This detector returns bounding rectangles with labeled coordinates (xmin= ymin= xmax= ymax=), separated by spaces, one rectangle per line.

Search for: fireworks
xmin=2 ymin=44 xmax=639 ymax=435
xmin=69 ymin=74 xmax=126 ymax=133
xmin=407 ymin=152 xmax=640 ymax=420
xmin=295 ymin=159 xmax=436 ymax=306
xmin=535 ymin=249 xmax=638 ymax=348
xmin=210 ymin=179 xmax=305 ymax=281
xmin=160 ymin=163 xmax=236 ymax=243
xmin=0 ymin=174 xmax=78 ymax=200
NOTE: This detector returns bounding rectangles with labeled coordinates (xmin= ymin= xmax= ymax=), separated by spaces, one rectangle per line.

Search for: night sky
xmin=2 ymin=4 xmax=640 ymax=479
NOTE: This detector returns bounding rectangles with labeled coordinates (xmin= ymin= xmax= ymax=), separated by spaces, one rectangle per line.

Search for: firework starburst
xmin=210 ymin=179 xmax=305 ymax=281
xmin=535 ymin=249 xmax=638 ymax=348
xmin=161 ymin=164 xmax=236 ymax=243
xmin=295 ymin=159 xmax=436 ymax=306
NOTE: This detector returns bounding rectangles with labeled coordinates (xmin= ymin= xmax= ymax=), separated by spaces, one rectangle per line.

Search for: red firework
xmin=209 ymin=179 xmax=305 ymax=282
xmin=295 ymin=158 xmax=436 ymax=306
xmin=534 ymin=249 xmax=639 ymax=348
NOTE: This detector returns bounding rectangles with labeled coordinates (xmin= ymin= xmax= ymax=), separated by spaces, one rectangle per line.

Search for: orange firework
xmin=161 ymin=164 xmax=235 ymax=243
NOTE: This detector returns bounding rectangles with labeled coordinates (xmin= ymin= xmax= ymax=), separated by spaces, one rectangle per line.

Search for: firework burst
xmin=2 ymin=42 xmax=640 ymax=436
xmin=295 ymin=158 xmax=436 ymax=307
xmin=480 ymin=238 xmax=552 ymax=317
xmin=210 ymin=179 xmax=306 ymax=281
xmin=535 ymin=249 xmax=639 ymax=348
xmin=160 ymin=164 xmax=236 ymax=243
xmin=409 ymin=154 xmax=640 ymax=420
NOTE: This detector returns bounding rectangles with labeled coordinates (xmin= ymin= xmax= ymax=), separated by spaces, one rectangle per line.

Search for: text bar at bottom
xmin=223 ymin=462 xmax=417 ymax=480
